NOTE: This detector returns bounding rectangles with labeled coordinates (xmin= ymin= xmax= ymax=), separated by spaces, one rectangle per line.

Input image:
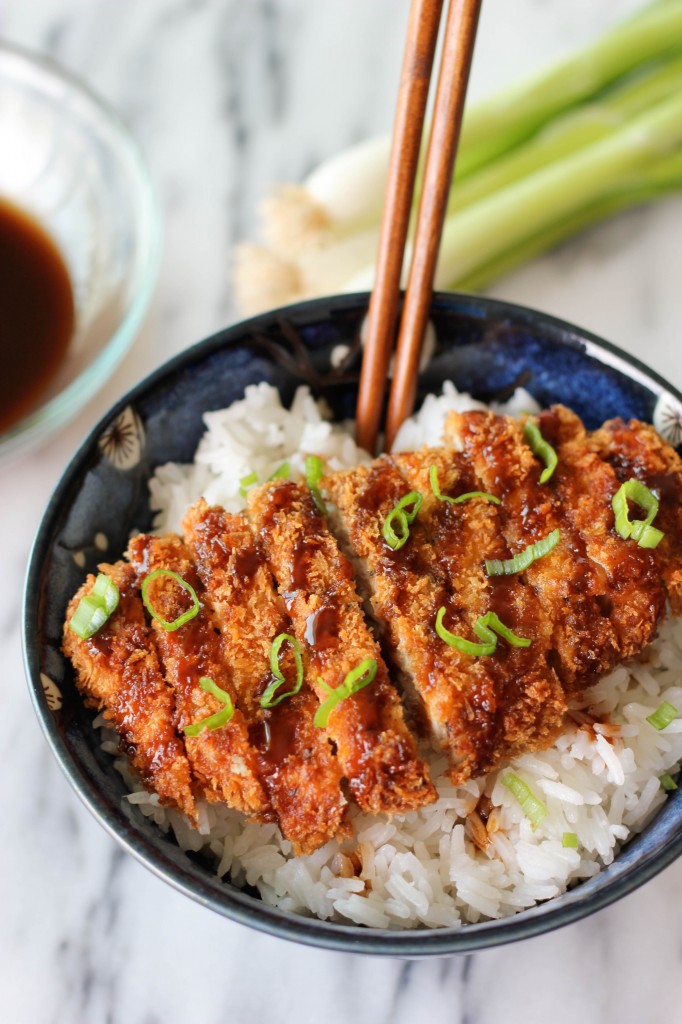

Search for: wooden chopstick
xmin=355 ymin=0 xmax=444 ymax=455
xmin=355 ymin=0 xmax=482 ymax=454
xmin=386 ymin=0 xmax=482 ymax=450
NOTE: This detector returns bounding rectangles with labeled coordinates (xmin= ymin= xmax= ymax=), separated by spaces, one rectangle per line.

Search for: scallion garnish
xmin=435 ymin=607 xmax=531 ymax=657
xmin=183 ymin=677 xmax=235 ymax=736
xmin=260 ymin=633 xmax=304 ymax=708
xmin=660 ymin=773 xmax=678 ymax=792
xmin=239 ymin=471 xmax=259 ymax=498
xmin=141 ymin=569 xmax=200 ymax=632
xmin=523 ymin=420 xmax=558 ymax=483
xmin=268 ymin=461 xmax=290 ymax=481
xmin=382 ymin=491 xmax=423 ymax=551
xmin=305 ymin=455 xmax=327 ymax=515
xmin=314 ymin=658 xmax=377 ymax=728
xmin=502 ymin=773 xmax=547 ymax=829
xmin=429 ymin=465 xmax=500 ymax=505
xmin=562 ymin=831 xmax=579 ymax=848
xmin=646 ymin=700 xmax=679 ymax=731
xmin=69 ymin=573 xmax=120 ymax=639
xmin=485 ymin=528 xmax=561 ymax=576
xmin=612 ymin=478 xmax=663 ymax=549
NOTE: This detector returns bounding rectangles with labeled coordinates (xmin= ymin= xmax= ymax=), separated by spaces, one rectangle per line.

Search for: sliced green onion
xmin=523 ymin=420 xmax=558 ymax=483
xmin=562 ymin=831 xmax=579 ymax=848
xmin=429 ymin=465 xmax=500 ymax=505
xmin=91 ymin=573 xmax=120 ymax=615
xmin=646 ymin=700 xmax=679 ymax=731
xmin=314 ymin=658 xmax=377 ymax=728
xmin=260 ymin=633 xmax=304 ymax=708
xmin=502 ymin=773 xmax=547 ymax=829
xmin=239 ymin=471 xmax=259 ymax=497
xmin=660 ymin=773 xmax=678 ymax=792
xmin=474 ymin=612 xmax=532 ymax=649
xmin=141 ymin=569 xmax=200 ymax=632
xmin=69 ymin=573 xmax=120 ymax=639
xmin=435 ymin=607 xmax=531 ymax=657
xmin=382 ymin=491 xmax=423 ymax=551
xmin=183 ymin=676 xmax=235 ymax=736
xmin=268 ymin=461 xmax=290 ymax=481
xmin=485 ymin=528 xmax=561 ymax=576
xmin=612 ymin=478 xmax=663 ymax=549
xmin=305 ymin=455 xmax=327 ymax=515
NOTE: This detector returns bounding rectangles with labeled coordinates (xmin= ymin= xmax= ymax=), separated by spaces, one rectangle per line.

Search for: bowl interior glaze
xmin=24 ymin=292 xmax=682 ymax=956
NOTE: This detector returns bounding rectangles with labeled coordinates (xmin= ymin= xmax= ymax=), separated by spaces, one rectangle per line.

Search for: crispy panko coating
xmin=182 ymin=499 xmax=347 ymax=854
xmin=590 ymin=415 xmax=682 ymax=613
xmin=446 ymin=409 xmax=623 ymax=690
xmin=62 ymin=561 xmax=196 ymax=821
xmin=249 ymin=479 xmax=436 ymax=814
xmin=127 ymin=533 xmax=270 ymax=819
xmin=324 ymin=457 xmax=512 ymax=783
xmin=393 ymin=447 xmax=567 ymax=768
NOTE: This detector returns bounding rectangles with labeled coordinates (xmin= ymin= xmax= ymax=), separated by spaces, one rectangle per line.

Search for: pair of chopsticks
xmin=355 ymin=0 xmax=482 ymax=454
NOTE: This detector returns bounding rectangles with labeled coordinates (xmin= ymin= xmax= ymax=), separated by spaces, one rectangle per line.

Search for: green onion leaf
xmin=660 ymin=773 xmax=678 ymax=792
xmin=485 ymin=528 xmax=561 ymax=576
xmin=502 ymin=773 xmax=547 ymax=829
xmin=523 ymin=420 xmax=558 ymax=483
xmin=260 ymin=633 xmax=304 ymax=708
xmin=314 ymin=658 xmax=377 ymax=728
xmin=436 ymin=607 xmax=531 ymax=657
xmin=239 ymin=471 xmax=259 ymax=498
xmin=382 ymin=491 xmax=423 ymax=551
xmin=562 ymin=831 xmax=579 ymax=848
xmin=429 ymin=465 xmax=500 ymax=505
xmin=305 ymin=455 xmax=327 ymax=515
xmin=268 ymin=461 xmax=290 ymax=481
xmin=474 ymin=612 xmax=532 ymax=649
xmin=141 ymin=569 xmax=200 ymax=632
xmin=91 ymin=573 xmax=120 ymax=615
xmin=612 ymin=478 xmax=663 ymax=549
xmin=183 ymin=676 xmax=235 ymax=736
xmin=646 ymin=700 xmax=679 ymax=731
xmin=69 ymin=573 xmax=120 ymax=639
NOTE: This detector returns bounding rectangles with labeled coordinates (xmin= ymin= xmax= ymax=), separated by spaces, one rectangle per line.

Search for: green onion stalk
xmin=234 ymin=0 xmax=682 ymax=317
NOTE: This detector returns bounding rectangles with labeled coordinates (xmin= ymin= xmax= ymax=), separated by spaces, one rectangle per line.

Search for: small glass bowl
xmin=0 ymin=40 xmax=161 ymax=462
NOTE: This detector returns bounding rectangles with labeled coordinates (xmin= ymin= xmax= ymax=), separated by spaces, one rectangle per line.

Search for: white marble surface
xmin=2 ymin=1 xmax=682 ymax=1021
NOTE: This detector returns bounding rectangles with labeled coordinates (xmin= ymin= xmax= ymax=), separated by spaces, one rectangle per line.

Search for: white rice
xmin=111 ymin=382 xmax=682 ymax=929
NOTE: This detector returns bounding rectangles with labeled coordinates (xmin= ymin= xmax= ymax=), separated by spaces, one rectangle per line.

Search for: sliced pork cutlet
xmin=126 ymin=533 xmax=269 ymax=819
xmin=392 ymin=447 xmax=567 ymax=762
xmin=534 ymin=406 xmax=666 ymax=656
xmin=589 ymin=415 xmax=682 ymax=613
xmin=182 ymin=498 xmax=347 ymax=854
xmin=325 ymin=457 xmax=513 ymax=783
xmin=63 ymin=561 xmax=196 ymax=821
xmin=248 ymin=478 xmax=436 ymax=815
xmin=445 ymin=409 xmax=625 ymax=693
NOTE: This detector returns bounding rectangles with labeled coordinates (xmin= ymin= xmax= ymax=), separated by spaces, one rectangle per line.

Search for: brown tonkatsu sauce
xmin=0 ymin=198 xmax=75 ymax=433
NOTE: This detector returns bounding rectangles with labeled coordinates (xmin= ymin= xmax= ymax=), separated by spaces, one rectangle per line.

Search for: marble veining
xmin=2 ymin=1 xmax=682 ymax=1022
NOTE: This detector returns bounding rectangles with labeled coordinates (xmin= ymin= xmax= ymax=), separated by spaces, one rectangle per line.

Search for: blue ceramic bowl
xmin=23 ymin=292 xmax=682 ymax=956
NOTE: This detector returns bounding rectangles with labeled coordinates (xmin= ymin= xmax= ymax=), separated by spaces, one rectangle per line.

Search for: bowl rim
xmin=23 ymin=290 xmax=682 ymax=955
xmin=0 ymin=38 xmax=162 ymax=462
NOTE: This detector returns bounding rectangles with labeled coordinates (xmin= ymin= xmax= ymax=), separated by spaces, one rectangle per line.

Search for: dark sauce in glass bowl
xmin=0 ymin=198 xmax=75 ymax=433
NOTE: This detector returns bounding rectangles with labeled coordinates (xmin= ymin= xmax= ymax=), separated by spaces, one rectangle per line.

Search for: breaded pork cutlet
xmin=324 ymin=457 xmax=518 ymax=783
xmin=445 ymin=409 xmax=623 ymax=691
xmin=589 ymin=415 xmax=682 ymax=613
xmin=63 ymin=561 xmax=196 ymax=821
xmin=248 ymin=479 xmax=436 ymax=815
xmin=183 ymin=499 xmax=347 ymax=854
xmin=392 ymin=447 xmax=567 ymax=763
xmin=127 ymin=533 xmax=270 ymax=819
xmin=533 ymin=406 xmax=666 ymax=657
